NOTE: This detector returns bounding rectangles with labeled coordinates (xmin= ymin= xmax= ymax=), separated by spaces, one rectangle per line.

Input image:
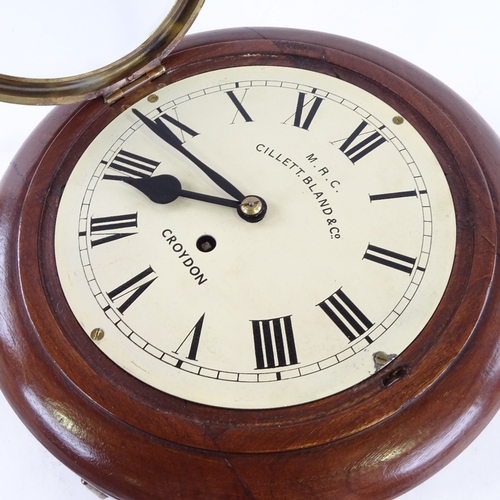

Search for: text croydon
xmin=162 ymin=229 xmax=208 ymax=285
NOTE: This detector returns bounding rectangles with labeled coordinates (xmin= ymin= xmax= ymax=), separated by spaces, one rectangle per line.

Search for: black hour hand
xmin=123 ymin=174 xmax=240 ymax=209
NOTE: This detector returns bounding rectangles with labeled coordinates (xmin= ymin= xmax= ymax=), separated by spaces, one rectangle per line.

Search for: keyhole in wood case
xmin=382 ymin=366 xmax=410 ymax=387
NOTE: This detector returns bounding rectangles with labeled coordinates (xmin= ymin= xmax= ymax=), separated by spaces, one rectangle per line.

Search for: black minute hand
xmin=132 ymin=109 xmax=245 ymax=201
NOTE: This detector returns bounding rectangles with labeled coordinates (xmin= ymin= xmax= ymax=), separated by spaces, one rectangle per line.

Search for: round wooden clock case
xmin=1 ymin=28 xmax=500 ymax=499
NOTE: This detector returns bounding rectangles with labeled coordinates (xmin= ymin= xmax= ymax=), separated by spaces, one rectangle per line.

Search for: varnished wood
xmin=1 ymin=28 xmax=500 ymax=499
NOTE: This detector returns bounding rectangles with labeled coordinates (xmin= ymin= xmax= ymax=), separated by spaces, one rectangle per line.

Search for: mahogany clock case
xmin=1 ymin=28 xmax=500 ymax=499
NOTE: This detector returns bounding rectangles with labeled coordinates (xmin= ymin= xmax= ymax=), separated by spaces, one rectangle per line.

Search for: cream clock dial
xmin=54 ymin=65 xmax=456 ymax=409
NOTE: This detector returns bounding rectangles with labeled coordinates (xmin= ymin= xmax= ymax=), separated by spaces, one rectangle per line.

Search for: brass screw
xmin=393 ymin=116 xmax=404 ymax=125
xmin=374 ymin=351 xmax=390 ymax=366
xmin=374 ymin=351 xmax=396 ymax=371
xmin=91 ymin=328 xmax=105 ymax=341
xmin=148 ymin=94 xmax=159 ymax=103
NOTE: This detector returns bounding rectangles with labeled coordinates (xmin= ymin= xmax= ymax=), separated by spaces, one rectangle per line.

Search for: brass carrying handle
xmin=0 ymin=0 xmax=205 ymax=105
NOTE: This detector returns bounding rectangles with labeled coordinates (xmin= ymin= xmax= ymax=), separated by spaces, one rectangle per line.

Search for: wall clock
xmin=1 ymin=1 xmax=500 ymax=499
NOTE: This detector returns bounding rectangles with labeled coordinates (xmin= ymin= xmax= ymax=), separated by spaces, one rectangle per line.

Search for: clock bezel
xmin=1 ymin=28 xmax=500 ymax=499
xmin=0 ymin=0 xmax=205 ymax=105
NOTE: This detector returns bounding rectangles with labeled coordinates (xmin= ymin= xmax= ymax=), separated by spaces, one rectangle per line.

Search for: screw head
xmin=374 ymin=351 xmax=397 ymax=371
xmin=91 ymin=328 xmax=105 ymax=341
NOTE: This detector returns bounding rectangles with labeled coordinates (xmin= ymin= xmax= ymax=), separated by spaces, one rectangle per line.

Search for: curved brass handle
xmin=0 ymin=0 xmax=204 ymax=105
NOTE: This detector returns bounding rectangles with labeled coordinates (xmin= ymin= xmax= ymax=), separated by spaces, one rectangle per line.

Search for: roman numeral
xmin=252 ymin=316 xmax=298 ymax=370
xmin=88 ymin=213 xmax=138 ymax=247
xmin=317 ymin=289 xmax=373 ymax=342
xmin=363 ymin=244 xmax=417 ymax=274
xmin=337 ymin=121 xmax=387 ymax=163
xmin=369 ymin=190 xmax=419 ymax=202
xmin=173 ymin=314 xmax=205 ymax=363
xmin=106 ymin=266 xmax=157 ymax=314
xmin=226 ymin=90 xmax=253 ymax=123
xmin=103 ymin=150 xmax=160 ymax=181
xmin=286 ymin=92 xmax=323 ymax=130
xmin=370 ymin=189 xmax=427 ymax=202
xmin=154 ymin=112 xmax=199 ymax=144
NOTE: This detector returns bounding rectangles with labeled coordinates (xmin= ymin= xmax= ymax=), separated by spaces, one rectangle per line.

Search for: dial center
xmin=238 ymin=195 xmax=267 ymax=223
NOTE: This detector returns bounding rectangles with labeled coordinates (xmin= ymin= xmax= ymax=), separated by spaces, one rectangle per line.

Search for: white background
xmin=0 ymin=0 xmax=499 ymax=498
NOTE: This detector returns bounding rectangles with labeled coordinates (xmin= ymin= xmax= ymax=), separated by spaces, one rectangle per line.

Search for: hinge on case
xmin=104 ymin=65 xmax=166 ymax=105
